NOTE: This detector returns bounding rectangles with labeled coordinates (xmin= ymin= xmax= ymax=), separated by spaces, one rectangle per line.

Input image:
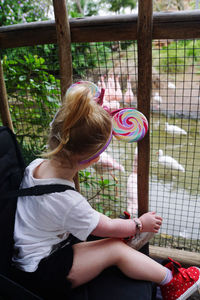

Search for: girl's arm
xmin=91 ymin=211 xmax=162 ymax=238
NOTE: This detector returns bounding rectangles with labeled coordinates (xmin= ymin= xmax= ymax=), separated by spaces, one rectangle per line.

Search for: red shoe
xmin=160 ymin=258 xmax=200 ymax=300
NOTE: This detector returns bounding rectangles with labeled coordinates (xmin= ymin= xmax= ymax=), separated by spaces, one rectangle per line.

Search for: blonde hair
xmin=44 ymin=83 xmax=112 ymax=164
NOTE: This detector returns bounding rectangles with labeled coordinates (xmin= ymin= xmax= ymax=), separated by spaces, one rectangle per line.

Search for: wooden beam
xmin=150 ymin=246 xmax=200 ymax=268
xmin=137 ymin=1 xmax=152 ymax=217
xmin=0 ymin=59 xmax=14 ymax=131
xmin=53 ymin=0 xmax=72 ymax=100
xmin=153 ymin=10 xmax=200 ymax=39
xmin=0 ymin=11 xmax=200 ymax=49
xmin=53 ymin=0 xmax=80 ymax=192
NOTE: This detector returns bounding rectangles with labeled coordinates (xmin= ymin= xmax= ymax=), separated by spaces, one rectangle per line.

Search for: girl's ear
xmin=79 ymin=156 xmax=100 ymax=170
xmin=90 ymin=156 xmax=100 ymax=164
xmin=86 ymin=156 xmax=100 ymax=167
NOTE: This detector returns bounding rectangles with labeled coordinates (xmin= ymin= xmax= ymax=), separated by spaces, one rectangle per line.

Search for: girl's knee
xmin=104 ymin=238 xmax=127 ymax=261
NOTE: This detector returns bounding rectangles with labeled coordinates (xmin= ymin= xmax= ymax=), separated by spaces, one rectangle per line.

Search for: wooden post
xmin=0 ymin=59 xmax=14 ymax=131
xmin=53 ymin=0 xmax=73 ymax=100
xmin=137 ymin=1 xmax=153 ymax=217
xmin=53 ymin=0 xmax=80 ymax=191
xmin=150 ymin=246 xmax=200 ymax=268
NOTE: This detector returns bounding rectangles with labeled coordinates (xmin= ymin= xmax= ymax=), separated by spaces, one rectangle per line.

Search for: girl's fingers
xmin=156 ymin=220 xmax=162 ymax=225
xmin=155 ymin=226 xmax=160 ymax=231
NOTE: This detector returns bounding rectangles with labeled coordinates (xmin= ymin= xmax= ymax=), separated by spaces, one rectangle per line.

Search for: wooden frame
xmin=0 ymin=11 xmax=200 ymax=49
xmin=137 ymin=0 xmax=152 ymax=217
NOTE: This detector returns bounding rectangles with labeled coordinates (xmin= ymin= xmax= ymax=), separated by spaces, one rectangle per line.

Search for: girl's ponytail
xmin=44 ymin=83 xmax=112 ymax=163
xmin=61 ymin=85 xmax=94 ymax=139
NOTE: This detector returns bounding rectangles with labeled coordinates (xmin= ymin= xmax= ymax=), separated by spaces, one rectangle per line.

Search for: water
xmin=149 ymin=114 xmax=200 ymax=240
xmin=150 ymin=178 xmax=200 ymax=240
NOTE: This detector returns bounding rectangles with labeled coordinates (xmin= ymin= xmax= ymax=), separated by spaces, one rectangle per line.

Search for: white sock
xmin=160 ymin=268 xmax=173 ymax=286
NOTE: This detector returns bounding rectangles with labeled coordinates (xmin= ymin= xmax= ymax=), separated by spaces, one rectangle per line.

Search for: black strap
xmin=2 ymin=184 xmax=75 ymax=199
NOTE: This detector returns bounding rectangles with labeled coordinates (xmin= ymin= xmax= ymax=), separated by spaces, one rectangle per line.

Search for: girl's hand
xmin=139 ymin=212 xmax=162 ymax=233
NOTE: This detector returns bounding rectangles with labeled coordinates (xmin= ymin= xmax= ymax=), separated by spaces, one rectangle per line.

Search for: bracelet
xmin=133 ymin=218 xmax=143 ymax=235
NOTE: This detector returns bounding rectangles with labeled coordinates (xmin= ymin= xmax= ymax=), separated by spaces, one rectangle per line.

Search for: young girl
xmin=12 ymin=82 xmax=200 ymax=300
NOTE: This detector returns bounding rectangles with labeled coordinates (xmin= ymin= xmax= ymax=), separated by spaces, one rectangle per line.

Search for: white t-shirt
xmin=12 ymin=159 xmax=100 ymax=272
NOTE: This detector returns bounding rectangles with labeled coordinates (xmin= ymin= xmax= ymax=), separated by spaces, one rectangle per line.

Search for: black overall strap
xmin=1 ymin=184 xmax=75 ymax=199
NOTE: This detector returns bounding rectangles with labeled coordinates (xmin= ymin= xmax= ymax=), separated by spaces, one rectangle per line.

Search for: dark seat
xmin=0 ymin=273 xmax=42 ymax=300
xmin=70 ymin=265 xmax=153 ymax=300
xmin=0 ymin=271 xmax=154 ymax=300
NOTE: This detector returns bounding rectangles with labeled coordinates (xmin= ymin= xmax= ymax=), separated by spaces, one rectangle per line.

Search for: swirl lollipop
xmin=112 ymin=108 xmax=148 ymax=142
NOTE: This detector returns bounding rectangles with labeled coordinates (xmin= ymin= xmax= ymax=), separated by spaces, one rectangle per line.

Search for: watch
xmin=133 ymin=218 xmax=143 ymax=235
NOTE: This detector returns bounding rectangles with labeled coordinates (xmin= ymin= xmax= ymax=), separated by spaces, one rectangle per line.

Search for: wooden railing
xmin=0 ymin=10 xmax=200 ymax=49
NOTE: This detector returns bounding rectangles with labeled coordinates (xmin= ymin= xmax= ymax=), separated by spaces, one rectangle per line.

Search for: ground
xmin=152 ymin=66 xmax=200 ymax=119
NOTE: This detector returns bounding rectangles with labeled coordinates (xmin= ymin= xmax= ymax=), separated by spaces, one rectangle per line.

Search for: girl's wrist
xmin=133 ymin=218 xmax=143 ymax=234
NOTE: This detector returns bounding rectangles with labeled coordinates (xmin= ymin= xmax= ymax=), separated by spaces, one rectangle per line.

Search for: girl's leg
xmin=67 ymin=238 xmax=166 ymax=288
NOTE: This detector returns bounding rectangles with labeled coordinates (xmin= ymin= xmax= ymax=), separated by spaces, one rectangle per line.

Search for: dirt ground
xmin=151 ymin=66 xmax=200 ymax=119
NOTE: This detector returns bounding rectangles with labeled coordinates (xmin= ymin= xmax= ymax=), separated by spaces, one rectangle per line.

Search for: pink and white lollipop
xmin=112 ymin=108 xmax=148 ymax=142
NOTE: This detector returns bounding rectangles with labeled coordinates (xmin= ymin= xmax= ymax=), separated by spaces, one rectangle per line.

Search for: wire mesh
xmin=151 ymin=39 xmax=200 ymax=252
xmin=0 ymin=39 xmax=199 ymax=252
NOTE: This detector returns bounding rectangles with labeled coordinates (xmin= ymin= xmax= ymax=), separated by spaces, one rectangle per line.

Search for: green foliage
xmin=67 ymin=0 xmax=101 ymax=17
xmin=79 ymin=169 xmax=118 ymax=214
xmin=188 ymin=0 xmax=200 ymax=10
xmin=159 ymin=44 xmax=186 ymax=73
xmin=72 ymin=42 xmax=111 ymax=77
xmin=67 ymin=0 xmax=137 ymax=16
xmin=183 ymin=39 xmax=200 ymax=61
xmin=0 ymin=0 xmax=48 ymax=26
xmin=19 ymin=139 xmax=46 ymax=165
xmin=95 ymin=203 xmax=113 ymax=216
xmin=105 ymin=0 xmax=136 ymax=13
xmin=2 ymin=51 xmax=60 ymax=138
xmin=34 ymin=44 xmax=59 ymax=71
xmin=79 ymin=170 xmax=117 ymax=192
xmin=154 ymin=39 xmax=200 ymax=73
xmin=79 ymin=170 xmax=97 ymax=189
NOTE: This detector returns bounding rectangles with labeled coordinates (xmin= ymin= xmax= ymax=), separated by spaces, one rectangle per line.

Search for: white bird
xmin=124 ymin=77 xmax=135 ymax=104
xmin=168 ymin=82 xmax=176 ymax=89
xmin=93 ymin=151 xmax=125 ymax=174
xmin=153 ymin=92 xmax=163 ymax=104
xmin=179 ymin=228 xmax=189 ymax=239
xmin=127 ymin=147 xmax=138 ymax=216
xmin=154 ymin=120 xmax=160 ymax=130
xmin=165 ymin=122 xmax=187 ymax=136
xmin=153 ymin=92 xmax=163 ymax=109
xmin=157 ymin=149 xmax=185 ymax=173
